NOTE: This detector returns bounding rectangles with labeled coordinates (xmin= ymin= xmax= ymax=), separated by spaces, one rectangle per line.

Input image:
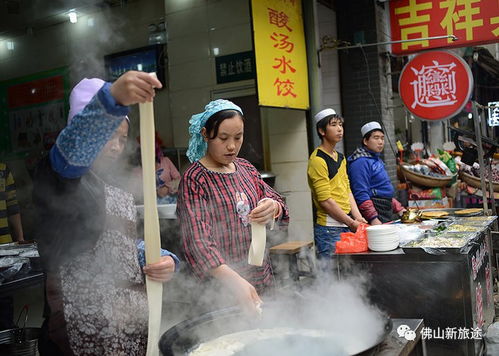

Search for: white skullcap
xmin=314 ymin=108 xmax=336 ymax=123
xmin=361 ymin=121 xmax=383 ymax=137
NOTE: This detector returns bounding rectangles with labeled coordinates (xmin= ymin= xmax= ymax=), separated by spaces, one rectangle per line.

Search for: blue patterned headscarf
xmin=186 ymin=99 xmax=243 ymax=163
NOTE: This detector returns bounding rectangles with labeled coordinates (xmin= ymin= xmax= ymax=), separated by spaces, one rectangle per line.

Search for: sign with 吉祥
xmin=251 ymin=0 xmax=309 ymax=109
xmin=389 ymin=0 xmax=499 ymax=55
xmin=488 ymin=101 xmax=499 ymax=127
xmin=399 ymin=50 xmax=473 ymax=121
xmin=215 ymin=51 xmax=256 ymax=84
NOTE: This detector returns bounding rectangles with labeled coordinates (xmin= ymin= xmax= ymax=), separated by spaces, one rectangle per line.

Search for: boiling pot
xmin=159 ymin=303 xmax=392 ymax=356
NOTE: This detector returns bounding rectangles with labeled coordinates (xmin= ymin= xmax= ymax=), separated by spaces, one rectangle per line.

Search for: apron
xmin=53 ymin=182 xmax=148 ymax=356
xmin=371 ymin=197 xmax=397 ymax=223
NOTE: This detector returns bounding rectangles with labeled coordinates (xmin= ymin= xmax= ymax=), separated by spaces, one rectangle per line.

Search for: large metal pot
xmin=159 ymin=303 xmax=392 ymax=356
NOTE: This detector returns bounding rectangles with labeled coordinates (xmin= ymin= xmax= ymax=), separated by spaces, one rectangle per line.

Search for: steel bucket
xmin=0 ymin=305 xmax=40 ymax=356
xmin=0 ymin=327 xmax=40 ymax=356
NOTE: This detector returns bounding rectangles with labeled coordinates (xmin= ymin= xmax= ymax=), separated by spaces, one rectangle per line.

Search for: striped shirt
xmin=0 ymin=163 xmax=20 ymax=243
xmin=177 ymin=158 xmax=289 ymax=291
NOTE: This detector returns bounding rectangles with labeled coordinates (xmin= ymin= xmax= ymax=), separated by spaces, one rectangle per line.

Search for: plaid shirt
xmin=177 ymin=158 xmax=289 ymax=291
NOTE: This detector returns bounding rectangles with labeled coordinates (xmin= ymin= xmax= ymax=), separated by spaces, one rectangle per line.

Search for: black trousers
xmin=38 ymin=319 xmax=66 ymax=356
xmin=0 ymin=296 xmax=14 ymax=330
xmin=372 ymin=197 xmax=398 ymax=223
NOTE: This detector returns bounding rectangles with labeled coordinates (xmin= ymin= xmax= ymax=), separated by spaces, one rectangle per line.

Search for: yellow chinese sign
xmin=390 ymin=0 xmax=499 ymax=55
xmin=251 ymin=0 xmax=309 ymax=109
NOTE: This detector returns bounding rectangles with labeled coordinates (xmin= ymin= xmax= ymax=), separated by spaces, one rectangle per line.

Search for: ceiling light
xmin=6 ymin=40 xmax=14 ymax=51
xmin=213 ymin=47 xmax=219 ymax=56
xmin=68 ymin=10 xmax=78 ymax=24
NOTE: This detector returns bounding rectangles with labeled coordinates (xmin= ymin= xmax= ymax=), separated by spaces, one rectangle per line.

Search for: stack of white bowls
xmin=366 ymin=225 xmax=400 ymax=252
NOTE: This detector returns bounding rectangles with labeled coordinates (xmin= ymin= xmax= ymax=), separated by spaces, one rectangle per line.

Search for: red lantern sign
xmin=399 ymin=51 xmax=473 ymax=121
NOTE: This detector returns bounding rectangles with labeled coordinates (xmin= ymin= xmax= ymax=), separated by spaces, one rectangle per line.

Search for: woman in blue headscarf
xmin=177 ymin=99 xmax=289 ymax=315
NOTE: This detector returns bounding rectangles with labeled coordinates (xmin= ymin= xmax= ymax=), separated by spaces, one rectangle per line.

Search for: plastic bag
xmin=335 ymin=224 xmax=368 ymax=254
xmin=437 ymin=149 xmax=457 ymax=185
xmin=408 ymin=187 xmax=444 ymax=200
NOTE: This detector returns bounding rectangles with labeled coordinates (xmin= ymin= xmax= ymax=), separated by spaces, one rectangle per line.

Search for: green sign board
xmin=215 ymin=51 xmax=255 ymax=84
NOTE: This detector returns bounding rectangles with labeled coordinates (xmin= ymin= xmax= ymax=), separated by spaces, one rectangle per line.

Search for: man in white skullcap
xmin=347 ymin=121 xmax=406 ymax=224
xmin=307 ymin=109 xmax=366 ymax=259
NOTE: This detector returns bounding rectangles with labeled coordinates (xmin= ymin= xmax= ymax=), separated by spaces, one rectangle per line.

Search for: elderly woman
xmin=177 ymin=99 xmax=289 ymax=314
xmin=33 ymin=71 xmax=178 ymax=356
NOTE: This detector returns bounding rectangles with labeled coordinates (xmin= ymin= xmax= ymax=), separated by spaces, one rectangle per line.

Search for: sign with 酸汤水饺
xmin=389 ymin=0 xmax=499 ymax=55
xmin=399 ymin=50 xmax=473 ymax=121
xmin=251 ymin=0 xmax=309 ymax=109
xmin=215 ymin=51 xmax=256 ymax=84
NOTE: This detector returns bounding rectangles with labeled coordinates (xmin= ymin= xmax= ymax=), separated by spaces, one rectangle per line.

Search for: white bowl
xmin=136 ymin=204 xmax=177 ymax=219
xmin=367 ymin=226 xmax=397 ymax=237
xmin=368 ymin=240 xmax=399 ymax=252
xmin=366 ymin=225 xmax=397 ymax=233
xmin=369 ymin=240 xmax=399 ymax=247
xmin=368 ymin=233 xmax=399 ymax=242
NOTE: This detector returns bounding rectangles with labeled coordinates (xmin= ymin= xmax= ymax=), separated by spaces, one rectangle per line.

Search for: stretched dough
xmin=140 ymin=97 xmax=162 ymax=356
xmin=248 ymin=223 xmax=266 ymax=266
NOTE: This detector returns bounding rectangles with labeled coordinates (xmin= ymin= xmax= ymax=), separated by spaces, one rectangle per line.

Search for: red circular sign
xmin=399 ymin=51 xmax=473 ymax=121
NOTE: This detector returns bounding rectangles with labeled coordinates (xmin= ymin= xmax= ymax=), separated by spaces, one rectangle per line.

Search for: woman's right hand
xmin=110 ymin=71 xmax=163 ymax=106
xmin=230 ymin=275 xmax=262 ymax=315
xmin=211 ymin=265 xmax=262 ymax=316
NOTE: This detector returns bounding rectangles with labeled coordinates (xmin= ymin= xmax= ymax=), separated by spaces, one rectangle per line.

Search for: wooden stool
xmin=270 ymin=241 xmax=314 ymax=281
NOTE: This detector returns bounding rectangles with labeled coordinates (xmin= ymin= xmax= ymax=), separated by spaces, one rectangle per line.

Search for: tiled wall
xmin=1 ymin=0 xmax=315 ymax=242
xmin=165 ymin=0 xmax=254 ymax=147
xmin=0 ymin=0 xmax=170 ymax=145
xmin=263 ymin=107 xmax=313 ymax=241
xmin=165 ymin=0 xmax=314 ymax=242
xmin=316 ymin=2 xmax=343 ymax=153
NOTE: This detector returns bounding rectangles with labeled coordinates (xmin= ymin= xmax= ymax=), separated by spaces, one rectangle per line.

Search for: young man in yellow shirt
xmin=307 ymin=109 xmax=366 ymax=258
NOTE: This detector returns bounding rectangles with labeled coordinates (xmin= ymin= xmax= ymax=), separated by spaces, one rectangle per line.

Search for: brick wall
xmin=336 ymin=0 xmax=398 ymax=184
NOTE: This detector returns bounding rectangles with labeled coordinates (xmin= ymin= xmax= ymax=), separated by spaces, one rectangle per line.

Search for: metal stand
xmin=471 ymin=101 xmax=498 ymax=220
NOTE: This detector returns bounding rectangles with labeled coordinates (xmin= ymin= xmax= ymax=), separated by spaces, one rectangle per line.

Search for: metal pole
xmin=319 ymin=35 xmax=457 ymax=51
xmin=472 ymin=101 xmax=489 ymax=213
xmin=486 ymin=156 xmax=498 ymax=217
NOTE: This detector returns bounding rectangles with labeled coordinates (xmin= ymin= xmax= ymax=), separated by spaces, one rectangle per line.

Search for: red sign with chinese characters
xmin=390 ymin=0 xmax=499 ymax=55
xmin=399 ymin=51 xmax=473 ymax=121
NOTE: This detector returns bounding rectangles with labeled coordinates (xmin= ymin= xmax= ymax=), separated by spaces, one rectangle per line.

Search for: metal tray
xmin=419 ymin=208 xmax=484 ymax=218
xmin=400 ymin=232 xmax=476 ymax=254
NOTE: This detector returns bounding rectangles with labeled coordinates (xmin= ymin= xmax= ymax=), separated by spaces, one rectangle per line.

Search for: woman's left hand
xmin=249 ymin=199 xmax=277 ymax=225
xmin=157 ymin=185 xmax=169 ymax=198
xmin=143 ymin=256 xmax=176 ymax=282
